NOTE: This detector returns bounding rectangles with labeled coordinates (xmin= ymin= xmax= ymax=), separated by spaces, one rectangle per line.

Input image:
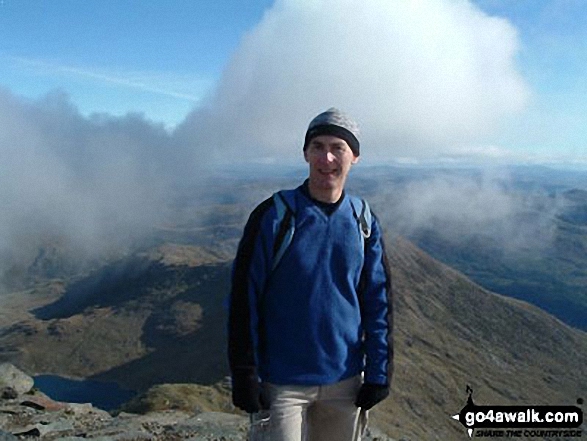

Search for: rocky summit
xmin=0 ymin=364 xmax=394 ymax=441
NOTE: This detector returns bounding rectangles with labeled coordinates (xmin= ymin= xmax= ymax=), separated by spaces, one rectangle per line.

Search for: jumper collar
xmin=301 ymin=179 xmax=345 ymax=216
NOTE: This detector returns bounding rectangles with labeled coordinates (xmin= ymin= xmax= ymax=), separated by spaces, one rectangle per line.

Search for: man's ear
xmin=303 ymin=148 xmax=309 ymax=163
xmin=352 ymin=155 xmax=360 ymax=165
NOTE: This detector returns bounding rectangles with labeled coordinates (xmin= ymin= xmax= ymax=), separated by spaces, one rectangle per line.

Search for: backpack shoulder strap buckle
xmin=349 ymin=195 xmax=372 ymax=240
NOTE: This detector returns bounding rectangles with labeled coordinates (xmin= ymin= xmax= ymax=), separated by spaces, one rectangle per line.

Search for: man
xmin=228 ymin=108 xmax=393 ymax=441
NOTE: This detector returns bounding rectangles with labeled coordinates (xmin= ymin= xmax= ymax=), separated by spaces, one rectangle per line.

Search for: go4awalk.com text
xmin=451 ymin=387 xmax=583 ymax=438
xmin=472 ymin=429 xmax=582 ymax=438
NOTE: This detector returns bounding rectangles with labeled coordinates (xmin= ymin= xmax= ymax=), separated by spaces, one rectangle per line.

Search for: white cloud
xmin=381 ymin=170 xmax=560 ymax=253
xmin=0 ymin=88 xmax=204 ymax=281
xmin=176 ymin=0 xmax=530 ymax=163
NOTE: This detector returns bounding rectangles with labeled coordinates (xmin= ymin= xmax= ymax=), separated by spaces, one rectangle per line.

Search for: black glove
xmin=231 ymin=370 xmax=264 ymax=413
xmin=355 ymin=383 xmax=390 ymax=410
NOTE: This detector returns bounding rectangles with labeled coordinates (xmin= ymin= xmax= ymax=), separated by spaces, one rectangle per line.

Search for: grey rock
xmin=0 ymin=386 xmax=396 ymax=441
xmin=0 ymin=363 xmax=34 ymax=395
xmin=178 ymin=412 xmax=248 ymax=440
xmin=12 ymin=426 xmax=42 ymax=437
xmin=19 ymin=408 xmax=393 ymax=440
xmin=36 ymin=420 xmax=76 ymax=436
xmin=364 ymin=426 xmax=397 ymax=440
xmin=53 ymin=438 xmax=92 ymax=441
xmin=0 ymin=429 xmax=18 ymax=441
xmin=1 ymin=387 xmax=18 ymax=400
xmin=65 ymin=402 xmax=100 ymax=415
xmin=0 ymin=414 xmax=11 ymax=428
xmin=90 ymin=430 xmax=152 ymax=441
xmin=55 ymin=438 xmax=118 ymax=441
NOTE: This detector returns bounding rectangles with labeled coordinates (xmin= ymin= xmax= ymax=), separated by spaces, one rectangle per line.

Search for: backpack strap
xmin=271 ymin=191 xmax=296 ymax=271
xmin=349 ymin=195 xmax=372 ymax=241
xmin=271 ymin=192 xmax=371 ymax=271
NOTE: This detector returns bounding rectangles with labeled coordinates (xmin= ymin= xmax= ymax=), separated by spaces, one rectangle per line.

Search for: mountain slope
xmin=0 ymin=244 xmax=231 ymax=389
xmin=372 ymin=237 xmax=586 ymax=439
xmin=0 ymin=237 xmax=585 ymax=440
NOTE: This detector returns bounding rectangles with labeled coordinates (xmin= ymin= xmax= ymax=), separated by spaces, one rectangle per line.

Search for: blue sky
xmin=0 ymin=0 xmax=273 ymax=124
xmin=0 ymin=0 xmax=585 ymax=166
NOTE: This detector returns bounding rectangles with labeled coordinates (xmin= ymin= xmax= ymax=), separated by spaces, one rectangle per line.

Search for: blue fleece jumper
xmin=228 ymin=182 xmax=392 ymax=387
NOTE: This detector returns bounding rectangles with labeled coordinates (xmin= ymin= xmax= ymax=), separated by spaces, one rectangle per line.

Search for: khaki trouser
xmin=249 ymin=375 xmax=368 ymax=441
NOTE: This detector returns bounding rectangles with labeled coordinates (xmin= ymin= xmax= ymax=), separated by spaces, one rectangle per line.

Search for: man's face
xmin=304 ymin=135 xmax=359 ymax=194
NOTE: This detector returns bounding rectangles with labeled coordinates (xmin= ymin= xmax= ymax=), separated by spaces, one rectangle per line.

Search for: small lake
xmin=34 ymin=375 xmax=136 ymax=411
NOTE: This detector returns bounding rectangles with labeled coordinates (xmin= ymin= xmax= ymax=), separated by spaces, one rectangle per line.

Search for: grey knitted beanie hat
xmin=304 ymin=108 xmax=360 ymax=156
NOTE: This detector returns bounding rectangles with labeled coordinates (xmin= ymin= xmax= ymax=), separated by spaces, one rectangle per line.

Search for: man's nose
xmin=319 ymin=150 xmax=336 ymax=163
